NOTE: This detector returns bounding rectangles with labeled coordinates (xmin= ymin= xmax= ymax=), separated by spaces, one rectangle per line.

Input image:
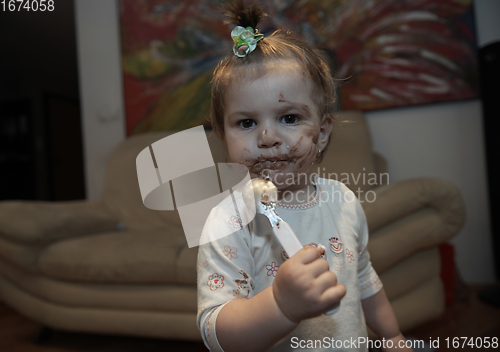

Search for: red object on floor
xmin=438 ymin=243 xmax=456 ymax=306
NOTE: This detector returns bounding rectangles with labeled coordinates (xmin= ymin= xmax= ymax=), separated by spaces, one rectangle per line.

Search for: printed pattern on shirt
xmin=222 ymin=245 xmax=238 ymax=260
xmin=228 ymin=215 xmax=243 ymax=229
xmin=198 ymin=260 xmax=208 ymax=274
xmin=277 ymin=184 xmax=322 ymax=210
xmin=282 ymin=250 xmax=289 ymax=260
xmin=266 ymin=261 xmax=279 ymax=277
xmin=207 ymin=273 xmax=225 ymax=291
xmin=206 ymin=309 xmax=215 ymax=349
xmin=346 ymin=248 xmax=355 ymax=263
xmin=233 ymin=270 xmax=252 ymax=298
xmin=329 ymin=236 xmax=343 ymax=254
xmin=360 ymin=276 xmax=383 ymax=292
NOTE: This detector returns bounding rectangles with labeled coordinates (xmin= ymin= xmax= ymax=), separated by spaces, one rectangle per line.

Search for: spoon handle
xmin=273 ymin=220 xmax=303 ymax=257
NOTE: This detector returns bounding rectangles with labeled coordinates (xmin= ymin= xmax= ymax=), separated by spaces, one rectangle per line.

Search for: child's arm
xmin=352 ymin=195 xmax=412 ymax=351
xmin=361 ymin=288 xmax=413 ymax=351
xmin=216 ymin=246 xmax=346 ymax=352
xmin=216 ymin=286 xmax=296 ymax=352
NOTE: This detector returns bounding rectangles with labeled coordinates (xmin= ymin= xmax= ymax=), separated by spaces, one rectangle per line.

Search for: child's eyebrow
xmin=277 ymin=101 xmax=311 ymax=116
xmin=226 ymin=110 xmax=254 ymax=120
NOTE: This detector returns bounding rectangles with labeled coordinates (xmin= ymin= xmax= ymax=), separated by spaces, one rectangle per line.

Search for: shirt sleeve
xmin=196 ymin=205 xmax=256 ymax=351
xmin=355 ymin=201 xmax=383 ymax=300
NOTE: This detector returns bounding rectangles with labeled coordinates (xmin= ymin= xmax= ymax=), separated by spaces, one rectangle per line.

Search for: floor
xmin=0 ymin=285 xmax=498 ymax=352
xmin=0 ymin=303 xmax=208 ymax=352
xmin=403 ymin=284 xmax=500 ymax=351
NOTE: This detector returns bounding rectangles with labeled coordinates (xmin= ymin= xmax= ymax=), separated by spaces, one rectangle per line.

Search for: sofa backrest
xmin=101 ymin=129 xmax=227 ymax=231
xmin=314 ymin=110 xmax=379 ymax=195
xmin=101 ymin=111 xmax=380 ymax=231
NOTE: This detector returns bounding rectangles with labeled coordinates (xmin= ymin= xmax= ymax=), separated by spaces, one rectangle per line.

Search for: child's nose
xmin=257 ymin=127 xmax=282 ymax=148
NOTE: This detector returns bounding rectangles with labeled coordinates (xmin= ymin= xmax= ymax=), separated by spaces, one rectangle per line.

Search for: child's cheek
xmin=288 ymin=128 xmax=320 ymax=169
xmin=229 ymin=147 xmax=252 ymax=165
xmin=305 ymin=125 xmax=321 ymax=145
xmin=295 ymin=141 xmax=317 ymax=170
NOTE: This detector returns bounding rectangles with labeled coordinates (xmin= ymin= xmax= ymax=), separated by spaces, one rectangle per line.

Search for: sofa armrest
xmin=0 ymin=200 xmax=120 ymax=245
xmin=363 ymin=177 xmax=465 ymax=233
xmin=362 ymin=178 xmax=465 ymax=272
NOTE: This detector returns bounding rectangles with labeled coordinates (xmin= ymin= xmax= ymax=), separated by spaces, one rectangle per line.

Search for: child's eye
xmin=281 ymin=115 xmax=300 ymax=124
xmin=239 ymin=119 xmax=256 ymax=128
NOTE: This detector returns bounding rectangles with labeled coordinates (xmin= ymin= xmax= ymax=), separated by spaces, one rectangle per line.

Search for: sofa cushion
xmin=0 ymin=258 xmax=197 ymax=312
xmin=172 ymin=245 xmax=198 ymax=285
xmin=0 ymin=236 xmax=41 ymax=274
xmin=0 ymin=200 xmax=118 ymax=245
xmin=0 ymin=277 xmax=201 ymax=341
xmin=379 ymin=247 xmax=440 ymax=300
xmin=38 ymin=229 xmax=193 ymax=284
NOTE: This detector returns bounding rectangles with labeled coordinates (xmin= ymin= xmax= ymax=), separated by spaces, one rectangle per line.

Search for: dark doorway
xmin=0 ymin=1 xmax=84 ymax=201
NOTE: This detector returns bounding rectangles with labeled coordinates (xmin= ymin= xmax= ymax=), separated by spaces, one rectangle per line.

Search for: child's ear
xmin=318 ymin=115 xmax=334 ymax=150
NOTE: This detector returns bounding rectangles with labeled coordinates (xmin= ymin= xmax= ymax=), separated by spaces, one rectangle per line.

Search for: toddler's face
xmin=223 ymin=61 xmax=332 ymax=190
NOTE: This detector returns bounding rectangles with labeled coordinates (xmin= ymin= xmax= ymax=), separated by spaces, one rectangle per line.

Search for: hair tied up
xmin=222 ymin=0 xmax=268 ymax=29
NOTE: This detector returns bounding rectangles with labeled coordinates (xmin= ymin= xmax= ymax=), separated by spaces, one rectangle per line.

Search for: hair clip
xmin=231 ymin=26 xmax=264 ymax=58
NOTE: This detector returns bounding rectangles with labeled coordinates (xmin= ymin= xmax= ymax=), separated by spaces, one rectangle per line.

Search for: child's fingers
xmin=319 ymin=283 xmax=346 ymax=308
xmin=315 ymin=270 xmax=338 ymax=290
xmin=296 ymin=245 xmax=324 ymax=264
xmin=307 ymin=257 xmax=330 ymax=277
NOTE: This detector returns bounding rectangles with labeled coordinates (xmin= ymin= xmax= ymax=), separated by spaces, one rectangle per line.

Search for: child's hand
xmin=272 ymin=245 xmax=346 ymax=323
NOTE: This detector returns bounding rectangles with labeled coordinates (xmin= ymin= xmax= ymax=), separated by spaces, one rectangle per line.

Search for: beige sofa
xmin=0 ymin=111 xmax=465 ymax=341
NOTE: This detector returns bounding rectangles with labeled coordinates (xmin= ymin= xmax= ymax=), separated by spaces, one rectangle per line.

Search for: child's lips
xmin=252 ymin=158 xmax=289 ymax=171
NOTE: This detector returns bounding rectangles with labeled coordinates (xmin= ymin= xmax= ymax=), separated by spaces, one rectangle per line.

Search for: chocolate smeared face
xmin=223 ymin=61 xmax=332 ymax=192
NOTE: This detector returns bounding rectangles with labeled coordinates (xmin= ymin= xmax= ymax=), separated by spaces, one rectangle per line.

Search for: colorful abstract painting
xmin=120 ymin=0 xmax=478 ymax=135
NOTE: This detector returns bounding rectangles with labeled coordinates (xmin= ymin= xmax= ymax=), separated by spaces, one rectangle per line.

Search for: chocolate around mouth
xmin=255 ymin=158 xmax=288 ymax=165
xmin=250 ymin=159 xmax=289 ymax=174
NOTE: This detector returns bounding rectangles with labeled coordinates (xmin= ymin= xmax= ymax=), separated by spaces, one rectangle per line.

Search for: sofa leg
xmin=34 ymin=326 xmax=54 ymax=344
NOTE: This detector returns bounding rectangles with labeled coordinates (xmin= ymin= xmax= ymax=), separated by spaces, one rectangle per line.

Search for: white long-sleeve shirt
xmin=197 ymin=177 xmax=382 ymax=351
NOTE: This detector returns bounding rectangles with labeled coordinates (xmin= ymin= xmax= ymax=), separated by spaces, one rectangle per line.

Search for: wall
xmin=365 ymin=0 xmax=500 ymax=284
xmin=366 ymin=100 xmax=493 ymax=283
xmin=75 ymin=0 xmax=126 ymax=201
xmin=75 ymin=0 xmax=499 ymax=283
